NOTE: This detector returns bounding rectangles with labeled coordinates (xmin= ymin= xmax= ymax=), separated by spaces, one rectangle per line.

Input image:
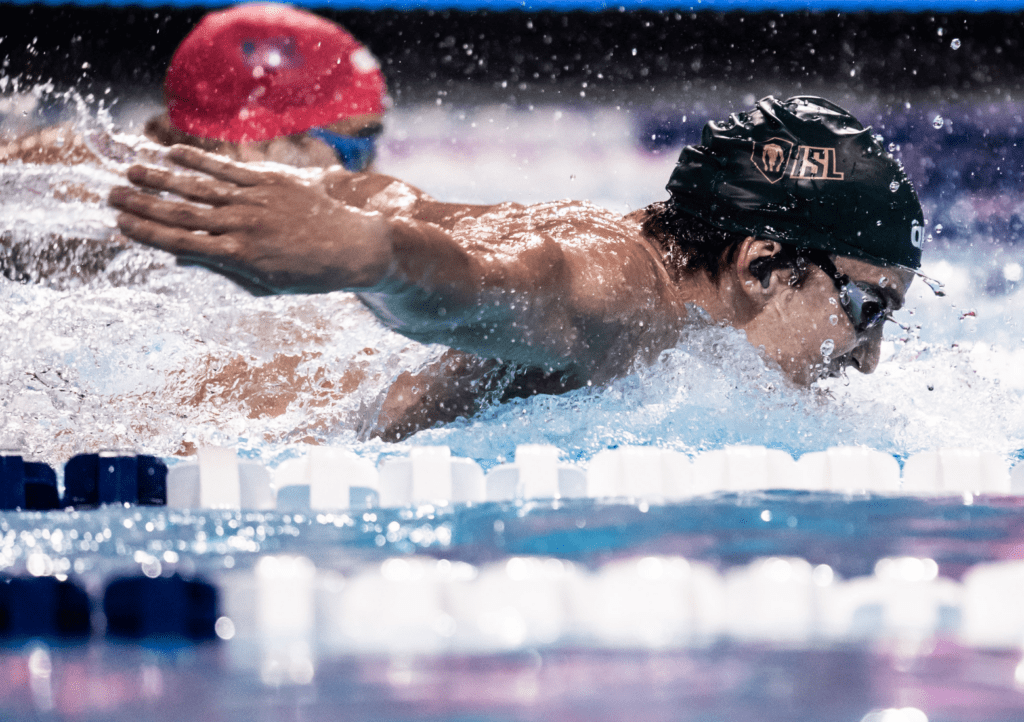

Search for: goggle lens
xmin=307 ymin=127 xmax=378 ymax=172
xmin=840 ymin=281 xmax=889 ymax=334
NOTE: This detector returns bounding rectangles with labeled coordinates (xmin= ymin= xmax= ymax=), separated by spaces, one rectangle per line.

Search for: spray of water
xmin=3 ymin=83 xmax=1024 ymax=471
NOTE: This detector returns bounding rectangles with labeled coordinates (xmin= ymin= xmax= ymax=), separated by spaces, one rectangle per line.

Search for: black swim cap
xmin=666 ymin=96 xmax=924 ymax=269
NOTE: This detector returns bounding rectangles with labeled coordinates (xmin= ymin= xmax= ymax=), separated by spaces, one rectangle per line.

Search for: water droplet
xmin=959 ymin=309 xmax=977 ymax=321
xmin=951 ymin=38 xmax=961 ymax=49
xmin=877 ymin=219 xmax=883 ymax=226
xmin=828 ymin=296 xmax=838 ymax=307
xmin=820 ymin=339 xmax=835 ymax=358
xmin=934 ymin=223 xmax=943 ymax=234
xmin=889 ymin=180 xmax=900 ymax=192
xmin=829 ymin=314 xmax=839 ymax=326
xmin=932 ymin=115 xmax=945 ymax=129
xmin=923 ymin=276 xmax=947 ymax=297
xmin=879 ymin=276 xmax=888 ymax=286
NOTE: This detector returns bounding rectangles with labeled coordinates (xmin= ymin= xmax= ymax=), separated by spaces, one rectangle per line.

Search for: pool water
xmin=3 ymin=85 xmax=1024 ymax=720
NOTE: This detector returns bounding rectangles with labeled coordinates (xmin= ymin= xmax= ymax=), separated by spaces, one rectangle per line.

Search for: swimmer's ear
xmin=143 ymin=114 xmax=177 ymax=146
xmin=143 ymin=113 xmax=226 ymax=154
xmin=736 ymin=238 xmax=787 ymax=299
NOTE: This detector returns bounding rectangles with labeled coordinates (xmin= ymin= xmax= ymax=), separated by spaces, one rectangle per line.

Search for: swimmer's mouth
xmin=821 ymin=354 xmax=856 ymax=380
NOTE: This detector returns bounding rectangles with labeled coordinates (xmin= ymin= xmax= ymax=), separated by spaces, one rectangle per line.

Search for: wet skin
xmin=141 ymin=112 xmax=385 ymax=168
xmin=3 ymin=117 xmax=503 ymax=441
xmin=742 ymin=254 xmax=913 ymax=385
xmin=109 ymin=145 xmax=909 ymax=407
xmin=110 ymin=145 xmax=684 ymax=384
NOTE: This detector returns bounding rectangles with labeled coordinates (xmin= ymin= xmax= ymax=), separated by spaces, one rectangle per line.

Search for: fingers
xmin=114 ymin=211 xmax=238 ymax=259
xmin=115 ymin=210 xmax=279 ymax=295
xmin=109 ymin=186 xmax=239 ymax=235
xmin=124 ymin=165 xmax=243 ymax=207
xmin=166 ymin=145 xmax=269 ymax=186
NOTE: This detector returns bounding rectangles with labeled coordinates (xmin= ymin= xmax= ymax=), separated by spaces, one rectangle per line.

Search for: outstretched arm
xmin=109 ymin=146 xmax=442 ymax=294
xmin=318 ymin=166 xmax=514 ymax=230
xmin=110 ymin=146 xmax=683 ymax=379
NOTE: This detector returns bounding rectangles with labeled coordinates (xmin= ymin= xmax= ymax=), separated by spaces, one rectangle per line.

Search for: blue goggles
xmin=306 ymin=127 xmax=379 ymax=172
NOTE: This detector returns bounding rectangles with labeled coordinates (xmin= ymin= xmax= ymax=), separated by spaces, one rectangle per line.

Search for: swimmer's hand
xmin=108 ymin=145 xmax=395 ymax=295
xmin=110 ymin=145 xmax=679 ymax=383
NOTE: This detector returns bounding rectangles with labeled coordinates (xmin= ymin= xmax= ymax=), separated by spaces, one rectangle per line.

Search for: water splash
xmin=2 ymin=92 xmax=1024 ymax=472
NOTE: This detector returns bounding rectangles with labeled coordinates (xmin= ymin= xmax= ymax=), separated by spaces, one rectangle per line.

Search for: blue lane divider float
xmin=104 ymin=575 xmax=219 ymax=641
xmin=63 ymin=453 xmax=168 ymax=508
xmin=0 ymin=576 xmax=92 ymax=640
xmin=0 ymin=454 xmax=60 ymax=512
xmin=0 ymin=574 xmax=219 ymax=642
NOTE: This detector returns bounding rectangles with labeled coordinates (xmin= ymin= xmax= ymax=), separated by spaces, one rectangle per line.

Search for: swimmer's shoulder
xmin=449 ymin=199 xmax=636 ymax=238
xmin=0 ymin=122 xmax=98 ymax=165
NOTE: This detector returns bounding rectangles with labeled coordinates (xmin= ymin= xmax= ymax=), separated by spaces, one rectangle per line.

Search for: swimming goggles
xmin=807 ymin=253 xmax=893 ymax=335
xmin=306 ymin=124 xmax=381 ymax=172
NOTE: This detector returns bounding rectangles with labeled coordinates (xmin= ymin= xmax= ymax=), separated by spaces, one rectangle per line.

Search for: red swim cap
xmin=165 ymin=3 xmax=387 ymax=142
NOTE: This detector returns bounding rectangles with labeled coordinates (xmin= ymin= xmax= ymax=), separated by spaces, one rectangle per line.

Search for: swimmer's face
xmin=145 ymin=112 xmax=383 ymax=170
xmin=743 ymin=254 xmax=913 ymax=386
xmin=229 ymin=113 xmax=384 ymax=169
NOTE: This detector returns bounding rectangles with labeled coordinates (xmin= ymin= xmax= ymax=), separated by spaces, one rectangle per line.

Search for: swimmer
xmin=145 ymin=3 xmax=386 ymax=171
xmin=0 ymin=3 xmax=387 ymax=283
xmin=1 ymin=2 xmax=480 ymax=443
xmin=1 ymin=2 xmax=443 ymax=443
xmin=110 ymin=95 xmax=923 ymax=435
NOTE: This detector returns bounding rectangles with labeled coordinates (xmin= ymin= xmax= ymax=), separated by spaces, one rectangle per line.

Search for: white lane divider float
xmin=166 ymin=447 xmax=274 ymax=510
xmin=274 ymin=446 xmax=379 ymax=511
xmin=902 ymin=449 xmax=1011 ymax=495
xmin=214 ymin=553 xmax=1024 ymax=657
xmin=159 ymin=443 xmax=1023 ymax=511
xmin=378 ymin=446 xmax=485 ymax=507
xmin=485 ymin=444 xmax=587 ymax=500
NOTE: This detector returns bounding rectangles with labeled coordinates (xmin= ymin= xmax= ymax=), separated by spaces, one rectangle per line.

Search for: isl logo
xmin=751 ymin=139 xmax=846 ymax=183
xmin=751 ymin=137 xmax=795 ymax=183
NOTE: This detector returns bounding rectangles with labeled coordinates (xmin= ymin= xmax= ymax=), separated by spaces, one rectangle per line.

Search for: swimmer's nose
xmin=847 ymin=331 xmax=884 ymax=375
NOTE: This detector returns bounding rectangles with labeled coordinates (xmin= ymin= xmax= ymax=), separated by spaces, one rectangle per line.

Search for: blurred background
xmin=6 ymin=1 xmax=1024 ymax=225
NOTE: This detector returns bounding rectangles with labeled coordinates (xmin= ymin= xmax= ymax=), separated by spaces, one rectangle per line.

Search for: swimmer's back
xmin=0 ymin=123 xmax=98 ymax=167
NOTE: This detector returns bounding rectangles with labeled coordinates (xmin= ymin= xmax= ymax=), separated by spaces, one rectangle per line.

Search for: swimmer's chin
xmin=773 ymin=359 xmax=849 ymax=388
xmin=812 ymin=356 xmax=857 ymax=385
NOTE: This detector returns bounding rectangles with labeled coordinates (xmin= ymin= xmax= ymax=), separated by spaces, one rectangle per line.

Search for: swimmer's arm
xmin=321 ymin=169 xmax=511 ymax=229
xmin=359 ymin=219 xmax=683 ymax=379
xmin=110 ymin=149 xmax=398 ymax=293
xmin=109 ymin=146 xmax=678 ymax=376
xmin=109 ymin=146 xmax=492 ymax=298
xmin=0 ymin=123 xmax=97 ymax=166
